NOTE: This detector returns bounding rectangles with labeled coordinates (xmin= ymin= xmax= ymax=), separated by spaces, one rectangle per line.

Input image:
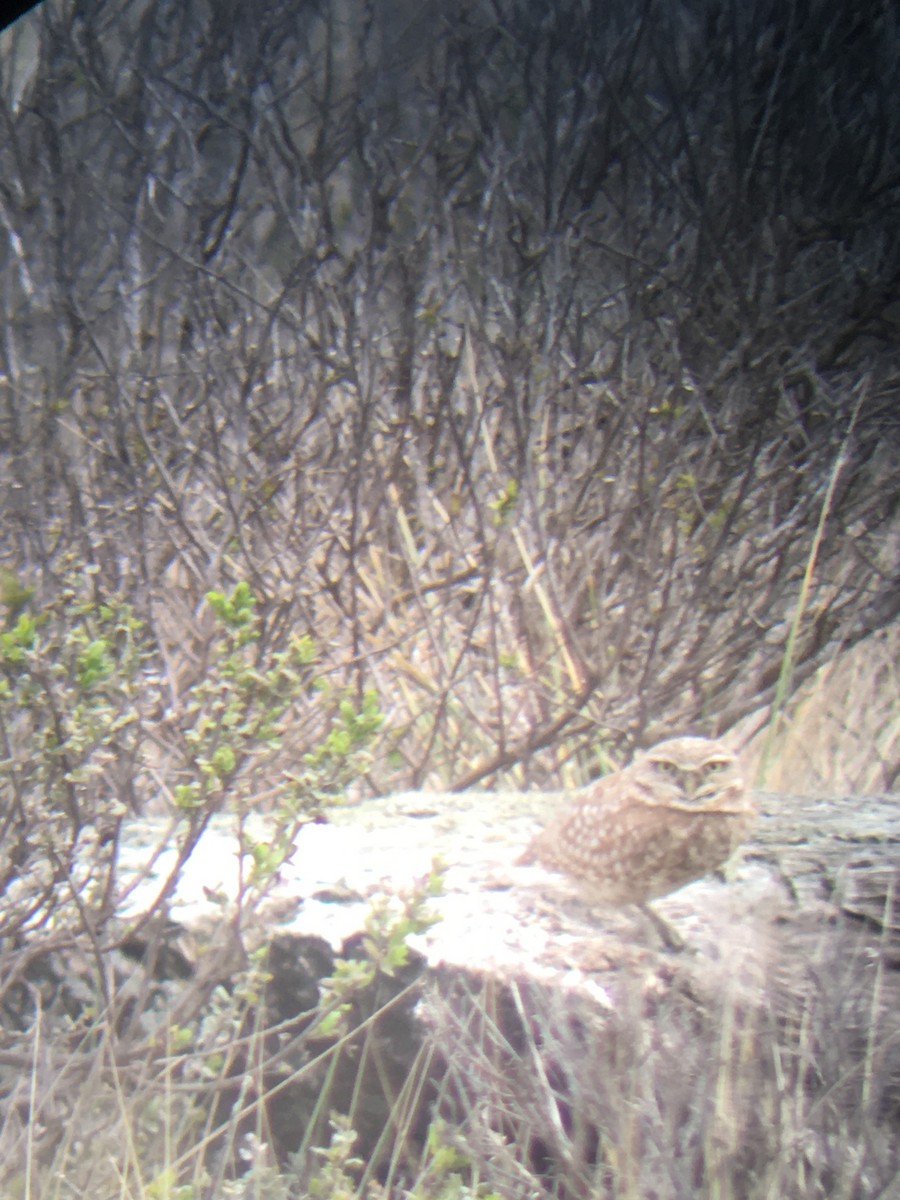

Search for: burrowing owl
xmin=521 ymin=736 xmax=754 ymax=906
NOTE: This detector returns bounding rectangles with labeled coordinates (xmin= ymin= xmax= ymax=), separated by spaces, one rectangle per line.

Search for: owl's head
xmin=636 ymin=736 xmax=745 ymax=811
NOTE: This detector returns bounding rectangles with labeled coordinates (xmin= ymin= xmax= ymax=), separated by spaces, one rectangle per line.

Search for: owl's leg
xmin=638 ymin=901 xmax=687 ymax=952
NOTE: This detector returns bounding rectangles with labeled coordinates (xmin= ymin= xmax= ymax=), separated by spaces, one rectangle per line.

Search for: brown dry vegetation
xmin=745 ymin=624 xmax=899 ymax=793
xmin=0 ymin=0 xmax=898 ymax=1195
xmin=1 ymin=0 xmax=897 ymax=805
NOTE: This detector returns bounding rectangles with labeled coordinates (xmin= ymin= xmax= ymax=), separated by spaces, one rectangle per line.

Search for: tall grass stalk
xmin=757 ymin=382 xmax=869 ymax=786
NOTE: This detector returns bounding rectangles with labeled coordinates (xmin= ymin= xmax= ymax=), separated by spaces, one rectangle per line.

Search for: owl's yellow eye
xmin=655 ymin=761 xmax=681 ymax=779
xmin=704 ymin=759 xmax=729 ymax=775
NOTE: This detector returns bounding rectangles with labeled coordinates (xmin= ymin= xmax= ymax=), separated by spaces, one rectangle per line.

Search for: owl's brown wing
xmin=521 ymin=780 xmax=736 ymax=905
xmin=519 ymin=773 xmax=627 ymax=866
xmin=527 ymin=786 xmax=662 ymax=872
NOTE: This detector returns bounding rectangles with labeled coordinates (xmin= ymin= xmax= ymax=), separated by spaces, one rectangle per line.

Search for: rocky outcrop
xmin=3 ymin=788 xmax=899 ymax=1195
xmin=115 ymin=787 xmax=900 ymax=974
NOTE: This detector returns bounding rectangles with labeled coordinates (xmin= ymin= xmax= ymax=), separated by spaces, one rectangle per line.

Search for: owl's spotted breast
xmin=522 ymin=736 xmax=755 ymax=905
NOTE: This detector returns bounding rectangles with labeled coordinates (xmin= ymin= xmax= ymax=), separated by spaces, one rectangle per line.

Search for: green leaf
xmin=210 ymin=744 xmax=236 ymax=777
xmin=76 ymin=638 xmax=113 ymax=688
xmin=173 ymin=783 xmax=201 ymax=809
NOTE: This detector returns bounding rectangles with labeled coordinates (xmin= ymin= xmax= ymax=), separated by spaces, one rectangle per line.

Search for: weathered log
xmin=114 ymin=787 xmax=900 ymax=976
xmin=4 ymin=789 xmax=899 ymax=1195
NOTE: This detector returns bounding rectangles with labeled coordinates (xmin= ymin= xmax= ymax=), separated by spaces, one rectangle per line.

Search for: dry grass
xmin=428 ymin=924 xmax=900 ymax=1200
xmin=10 ymin=906 xmax=900 ymax=1200
xmin=743 ymin=626 xmax=899 ymax=794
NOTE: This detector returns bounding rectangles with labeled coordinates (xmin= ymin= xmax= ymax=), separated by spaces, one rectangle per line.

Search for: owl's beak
xmin=683 ymin=767 xmax=740 ymax=806
xmin=682 ymin=770 xmax=708 ymax=804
